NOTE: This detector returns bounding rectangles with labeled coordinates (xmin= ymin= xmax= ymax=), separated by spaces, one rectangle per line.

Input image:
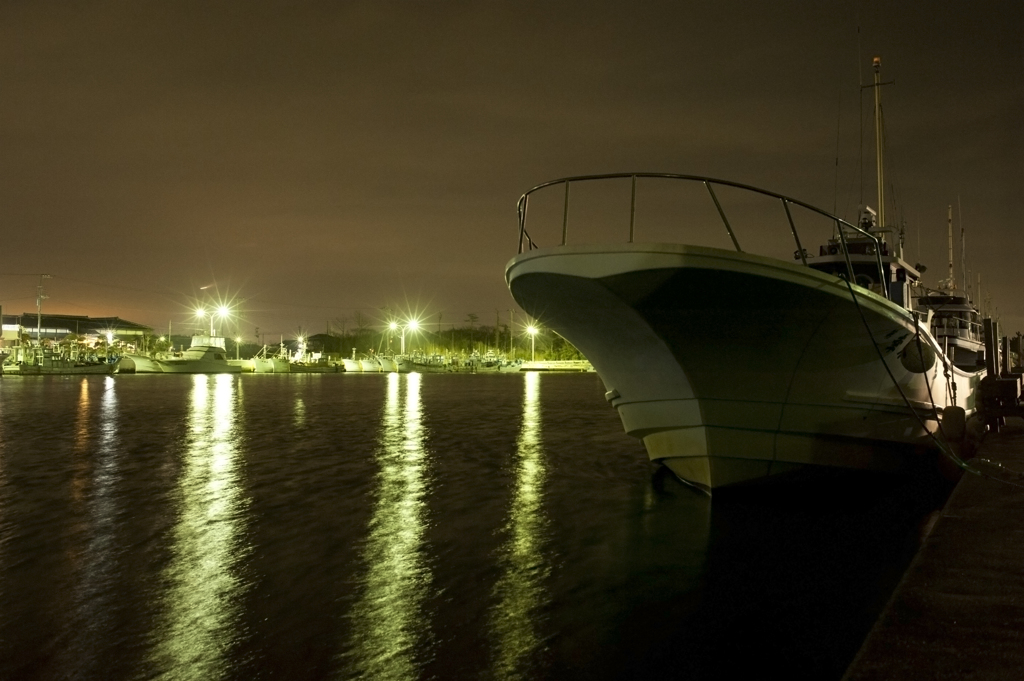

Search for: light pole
xmin=195 ymin=307 xmax=207 ymax=336
xmin=36 ymin=273 xmax=51 ymax=344
xmin=508 ymin=308 xmax=515 ymax=357
xmin=215 ymin=306 xmax=229 ymax=336
xmin=390 ymin=319 xmax=420 ymax=355
xmin=527 ymin=325 xmax=538 ymax=361
xmin=235 ymin=337 xmax=241 ymax=360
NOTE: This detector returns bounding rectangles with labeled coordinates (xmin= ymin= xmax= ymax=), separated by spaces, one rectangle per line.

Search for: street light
xmin=195 ymin=307 xmax=210 ymax=335
xmin=390 ymin=319 xmax=420 ymax=355
xmin=527 ymin=325 xmax=538 ymax=361
xmin=235 ymin=337 xmax=241 ymax=360
xmin=196 ymin=305 xmax=230 ymax=337
xmin=216 ymin=306 xmax=230 ymax=335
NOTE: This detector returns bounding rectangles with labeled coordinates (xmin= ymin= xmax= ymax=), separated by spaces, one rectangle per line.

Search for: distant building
xmin=0 ymin=313 xmax=152 ymax=344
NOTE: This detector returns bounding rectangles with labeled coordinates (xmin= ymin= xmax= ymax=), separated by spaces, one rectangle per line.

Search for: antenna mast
xmin=959 ymin=197 xmax=966 ymax=293
xmin=946 ymin=205 xmax=955 ymax=290
xmin=873 ymin=57 xmax=884 ymax=234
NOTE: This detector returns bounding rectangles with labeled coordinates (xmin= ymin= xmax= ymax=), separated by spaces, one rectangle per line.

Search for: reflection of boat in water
xmin=156 ymin=346 xmax=243 ymax=374
xmin=505 ymin=172 xmax=985 ymax=492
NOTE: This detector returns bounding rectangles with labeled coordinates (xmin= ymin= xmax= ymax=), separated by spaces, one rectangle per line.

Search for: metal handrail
xmin=516 ymin=172 xmax=889 ymax=300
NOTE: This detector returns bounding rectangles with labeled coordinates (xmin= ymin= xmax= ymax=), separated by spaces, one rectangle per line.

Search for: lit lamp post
xmin=216 ymin=306 xmax=229 ymax=336
xmin=196 ymin=305 xmax=230 ymax=337
xmin=527 ymin=325 xmax=538 ymax=361
xmin=390 ymin=319 xmax=420 ymax=355
xmin=195 ymin=307 xmax=208 ymax=335
xmin=235 ymin=337 xmax=241 ymax=360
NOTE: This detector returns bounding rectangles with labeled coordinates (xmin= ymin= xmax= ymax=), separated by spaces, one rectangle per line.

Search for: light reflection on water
xmin=0 ymin=373 xmax=946 ymax=681
xmin=345 ymin=372 xmax=433 ymax=679
xmin=68 ymin=377 xmax=121 ymax=673
xmin=149 ymin=374 xmax=250 ymax=679
xmin=490 ymin=370 xmax=549 ymax=679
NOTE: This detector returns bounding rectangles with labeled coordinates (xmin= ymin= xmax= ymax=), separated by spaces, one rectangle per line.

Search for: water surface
xmin=0 ymin=372 xmax=947 ymax=679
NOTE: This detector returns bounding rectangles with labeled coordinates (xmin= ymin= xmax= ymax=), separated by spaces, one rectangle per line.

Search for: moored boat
xmin=505 ymin=173 xmax=984 ymax=492
xmin=155 ymin=345 xmax=242 ymax=374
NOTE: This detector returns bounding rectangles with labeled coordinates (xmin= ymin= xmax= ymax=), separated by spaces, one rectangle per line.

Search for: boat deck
xmin=843 ymin=419 xmax=1024 ymax=680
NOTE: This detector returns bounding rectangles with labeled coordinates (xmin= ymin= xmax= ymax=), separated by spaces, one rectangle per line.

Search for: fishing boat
xmin=506 ymin=174 xmax=986 ymax=491
xmin=155 ymin=345 xmax=242 ymax=374
xmin=3 ymin=357 xmax=118 ymax=375
xmin=505 ymin=59 xmax=988 ymax=492
xmin=119 ymin=354 xmax=163 ymax=373
xmin=359 ymin=357 xmax=382 ymax=372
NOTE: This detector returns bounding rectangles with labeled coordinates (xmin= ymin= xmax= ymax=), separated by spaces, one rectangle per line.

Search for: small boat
xmin=247 ymin=345 xmax=290 ymax=373
xmin=155 ymin=346 xmax=242 ymax=374
xmin=359 ymin=358 xmax=382 ymax=372
xmin=289 ymin=361 xmax=340 ymax=373
xmin=119 ymin=354 xmax=164 ymax=373
xmin=3 ymin=358 xmax=118 ymax=375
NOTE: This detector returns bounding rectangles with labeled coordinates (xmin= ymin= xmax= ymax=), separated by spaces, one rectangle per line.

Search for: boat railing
xmin=516 ymin=173 xmax=890 ymax=300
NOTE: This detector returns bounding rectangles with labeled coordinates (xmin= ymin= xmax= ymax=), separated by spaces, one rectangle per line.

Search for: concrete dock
xmin=843 ymin=420 xmax=1024 ymax=680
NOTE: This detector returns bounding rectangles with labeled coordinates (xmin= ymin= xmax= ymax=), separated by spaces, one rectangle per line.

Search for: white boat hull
xmin=154 ymin=346 xmax=243 ymax=374
xmin=507 ymin=243 xmax=982 ymax=491
xmin=119 ymin=354 xmax=164 ymax=373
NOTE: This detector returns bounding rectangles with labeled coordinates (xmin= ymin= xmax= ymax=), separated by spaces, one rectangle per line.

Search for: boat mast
xmin=947 ymin=205 xmax=955 ymax=290
xmin=960 ymin=200 xmax=967 ymax=293
xmin=873 ymin=57 xmax=884 ymax=237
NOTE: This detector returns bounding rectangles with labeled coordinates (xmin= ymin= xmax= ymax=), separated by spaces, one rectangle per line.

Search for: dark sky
xmin=2 ymin=1 xmax=1021 ymax=339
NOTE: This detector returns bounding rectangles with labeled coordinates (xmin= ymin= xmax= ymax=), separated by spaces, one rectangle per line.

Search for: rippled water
xmin=0 ymin=372 xmax=949 ymax=680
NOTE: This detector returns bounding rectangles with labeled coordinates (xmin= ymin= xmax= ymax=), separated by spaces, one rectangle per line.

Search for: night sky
xmin=1 ymin=1 xmax=1021 ymax=340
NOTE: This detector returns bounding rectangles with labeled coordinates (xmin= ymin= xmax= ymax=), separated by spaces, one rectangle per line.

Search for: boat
xmin=154 ymin=345 xmax=242 ymax=374
xmin=236 ymin=344 xmax=291 ymax=373
xmin=3 ymin=357 xmax=118 ymax=375
xmin=342 ymin=358 xmax=363 ymax=372
xmin=913 ymin=207 xmax=985 ymax=371
xmin=505 ymin=173 xmax=989 ymax=492
xmin=2 ymin=344 xmax=118 ymax=375
xmin=289 ymin=360 xmax=341 ymax=373
xmin=119 ymin=354 xmax=165 ymax=373
xmin=504 ymin=59 xmax=991 ymax=492
xmin=359 ymin=357 xmax=382 ymax=372
xmin=519 ymin=360 xmax=592 ymax=372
